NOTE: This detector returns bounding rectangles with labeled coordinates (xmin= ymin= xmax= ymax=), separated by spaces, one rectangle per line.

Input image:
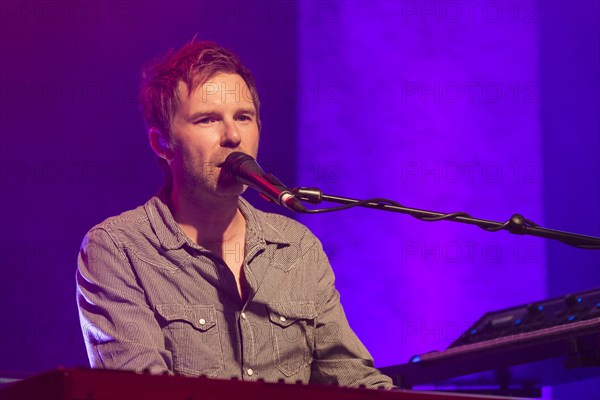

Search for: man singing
xmin=76 ymin=40 xmax=393 ymax=389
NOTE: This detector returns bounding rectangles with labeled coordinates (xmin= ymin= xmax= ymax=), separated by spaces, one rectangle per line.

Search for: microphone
xmin=222 ymin=152 xmax=306 ymax=213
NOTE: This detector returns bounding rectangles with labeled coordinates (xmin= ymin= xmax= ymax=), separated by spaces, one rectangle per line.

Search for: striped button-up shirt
xmin=76 ymin=190 xmax=394 ymax=388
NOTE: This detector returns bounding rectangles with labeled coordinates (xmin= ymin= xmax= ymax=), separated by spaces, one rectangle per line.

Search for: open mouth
xmin=216 ymin=163 xmax=236 ymax=182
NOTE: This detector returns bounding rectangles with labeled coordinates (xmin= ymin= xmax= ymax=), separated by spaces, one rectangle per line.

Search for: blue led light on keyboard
xmin=470 ymin=329 xmax=477 ymax=335
xmin=568 ymin=315 xmax=575 ymax=321
xmin=514 ymin=319 xmax=522 ymax=326
xmin=410 ymin=355 xmax=422 ymax=363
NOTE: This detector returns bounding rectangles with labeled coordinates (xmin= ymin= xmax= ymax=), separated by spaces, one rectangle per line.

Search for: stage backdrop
xmin=0 ymin=1 xmax=598 ymax=399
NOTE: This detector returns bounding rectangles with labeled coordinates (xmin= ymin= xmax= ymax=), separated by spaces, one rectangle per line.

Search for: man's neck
xmin=168 ymin=186 xmax=249 ymax=301
xmin=168 ymin=187 xmax=246 ymax=248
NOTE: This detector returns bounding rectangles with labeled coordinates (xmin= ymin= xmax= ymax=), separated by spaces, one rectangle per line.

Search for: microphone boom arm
xmin=293 ymin=187 xmax=600 ymax=249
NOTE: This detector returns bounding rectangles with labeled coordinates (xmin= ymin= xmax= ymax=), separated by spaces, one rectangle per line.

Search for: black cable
xmin=302 ymin=198 xmax=401 ymax=214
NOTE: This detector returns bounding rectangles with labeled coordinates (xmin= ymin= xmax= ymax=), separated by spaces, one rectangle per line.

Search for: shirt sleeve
xmin=305 ymin=237 xmax=395 ymax=389
xmin=76 ymin=227 xmax=173 ymax=373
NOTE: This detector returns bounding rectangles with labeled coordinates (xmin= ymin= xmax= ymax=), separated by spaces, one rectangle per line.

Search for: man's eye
xmin=237 ymin=115 xmax=251 ymax=122
xmin=196 ymin=117 xmax=215 ymax=125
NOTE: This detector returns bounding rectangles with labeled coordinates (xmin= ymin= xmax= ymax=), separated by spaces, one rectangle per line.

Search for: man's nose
xmin=220 ymin=119 xmax=242 ymax=148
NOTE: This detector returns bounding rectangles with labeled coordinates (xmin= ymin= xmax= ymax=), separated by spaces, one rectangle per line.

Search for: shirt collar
xmin=145 ymin=188 xmax=289 ymax=251
xmin=238 ymin=196 xmax=289 ymax=246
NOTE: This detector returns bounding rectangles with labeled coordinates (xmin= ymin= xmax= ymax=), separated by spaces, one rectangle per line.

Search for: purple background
xmin=0 ymin=1 xmax=598 ymax=398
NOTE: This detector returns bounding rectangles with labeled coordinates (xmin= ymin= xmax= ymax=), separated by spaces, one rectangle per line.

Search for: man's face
xmin=167 ymin=72 xmax=259 ymax=200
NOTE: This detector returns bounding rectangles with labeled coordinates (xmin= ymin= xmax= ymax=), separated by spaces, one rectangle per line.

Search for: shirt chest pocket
xmin=156 ymin=304 xmax=224 ymax=377
xmin=267 ymin=301 xmax=317 ymax=377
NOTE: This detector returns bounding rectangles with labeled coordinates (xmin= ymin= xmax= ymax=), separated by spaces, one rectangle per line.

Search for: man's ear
xmin=149 ymin=128 xmax=174 ymax=161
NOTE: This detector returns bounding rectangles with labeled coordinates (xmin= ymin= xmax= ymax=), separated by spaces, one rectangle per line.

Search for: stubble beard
xmin=179 ymin=156 xmax=245 ymax=205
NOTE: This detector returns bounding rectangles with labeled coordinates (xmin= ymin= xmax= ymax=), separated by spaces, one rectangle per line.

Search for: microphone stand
xmin=293 ymin=187 xmax=600 ymax=249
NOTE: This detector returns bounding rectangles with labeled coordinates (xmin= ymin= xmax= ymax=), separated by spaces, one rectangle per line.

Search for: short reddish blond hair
xmin=140 ymin=40 xmax=261 ymax=137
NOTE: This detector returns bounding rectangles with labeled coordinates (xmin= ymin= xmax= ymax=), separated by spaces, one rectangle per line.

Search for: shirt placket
xmin=237 ymin=239 xmax=266 ymax=381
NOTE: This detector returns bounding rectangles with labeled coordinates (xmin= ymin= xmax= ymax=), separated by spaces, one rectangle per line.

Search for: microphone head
xmin=222 ymin=152 xmax=264 ymax=185
xmin=222 ymin=152 xmax=255 ymax=174
xmin=221 ymin=152 xmax=306 ymax=213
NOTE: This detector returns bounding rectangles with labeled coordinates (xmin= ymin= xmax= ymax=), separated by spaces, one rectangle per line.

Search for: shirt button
xmin=241 ymin=312 xmax=247 ymax=320
xmin=279 ymin=316 xmax=286 ymax=322
xmin=247 ymin=368 xmax=254 ymax=376
xmin=199 ymin=318 xmax=206 ymax=325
